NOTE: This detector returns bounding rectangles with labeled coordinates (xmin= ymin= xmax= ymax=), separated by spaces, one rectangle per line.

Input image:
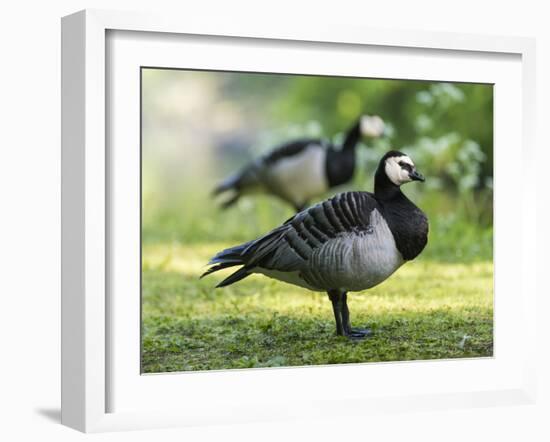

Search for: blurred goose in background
xmin=212 ymin=114 xmax=386 ymax=212
xmin=203 ymin=150 xmax=428 ymax=339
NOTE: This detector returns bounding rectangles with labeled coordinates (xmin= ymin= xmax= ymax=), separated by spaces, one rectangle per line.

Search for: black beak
xmin=410 ymin=170 xmax=425 ymax=182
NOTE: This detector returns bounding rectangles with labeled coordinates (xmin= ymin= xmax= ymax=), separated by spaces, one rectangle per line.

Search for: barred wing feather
xmin=203 ymin=192 xmax=381 ymax=288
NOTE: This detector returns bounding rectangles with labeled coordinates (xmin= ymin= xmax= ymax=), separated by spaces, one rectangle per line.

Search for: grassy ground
xmin=141 ymin=242 xmax=493 ymax=373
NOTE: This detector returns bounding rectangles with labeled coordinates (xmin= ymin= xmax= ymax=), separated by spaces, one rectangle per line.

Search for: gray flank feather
xmin=203 ymin=191 xmax=382 ymax=288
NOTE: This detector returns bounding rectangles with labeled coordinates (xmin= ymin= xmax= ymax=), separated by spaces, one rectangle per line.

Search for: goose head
xmin=359 ymin=114 xmax=386 ymax=138
xmin=378 ymin=150 xmax=425 ymax=187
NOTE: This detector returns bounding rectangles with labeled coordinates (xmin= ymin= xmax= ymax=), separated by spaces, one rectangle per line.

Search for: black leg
xmin=327 ymin=290 xmax=345 ymax=336
xmin=328 ymin=291 xmax=372 ymax=339
xmin=342 ymin=293 xmax=372 ymax=338
xmin=341 ymin=292 xmax=351 ymax=333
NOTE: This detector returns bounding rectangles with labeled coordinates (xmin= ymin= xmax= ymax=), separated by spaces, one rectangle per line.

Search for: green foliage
xmin=142 ymin=72 xmax=493 ymax=261
xmin=141 ymin=243 xmax=493 ymax=373
xmin=271 ymin=78 xmax=492 ymax=168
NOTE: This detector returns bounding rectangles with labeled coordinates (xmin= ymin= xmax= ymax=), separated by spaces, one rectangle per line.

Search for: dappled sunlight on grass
xmin=142 ymin=242 xmax=493 ymax=372
xmin=142 ymin=241 xmax=225 ymax=275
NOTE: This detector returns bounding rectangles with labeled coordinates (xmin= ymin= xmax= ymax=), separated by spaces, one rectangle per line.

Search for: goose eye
xmin=398 ymin=161 xmax=412 ymax=172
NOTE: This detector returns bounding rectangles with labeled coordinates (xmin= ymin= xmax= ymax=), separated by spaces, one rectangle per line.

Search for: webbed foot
xmin=348 ymin=327 xmax=372 ymax=338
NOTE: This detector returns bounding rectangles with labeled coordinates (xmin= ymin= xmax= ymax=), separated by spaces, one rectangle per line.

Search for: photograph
xmin=140 ymin=68 xmax=494 ymax=373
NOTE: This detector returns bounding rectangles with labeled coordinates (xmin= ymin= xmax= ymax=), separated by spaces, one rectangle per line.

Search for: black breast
xmin=325 ymin=148 xmax=356 ymax=188
xmin=380 ymin=195 xmax=428 ymax=261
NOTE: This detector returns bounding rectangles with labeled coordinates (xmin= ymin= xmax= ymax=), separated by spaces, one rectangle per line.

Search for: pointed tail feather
xmin=215 ymin=267 xmax=252 ymax=288
xmin=212 ymin=173 xmax=245 ymax=210
xmin=201 ymin=260 xmax=252 ymax=288
xmin=207 ymin=242 xmax=251 ymax=265
xmin=212 ymin=172 xmax=243 ymax=197
xmin=201 ymin=241 xmax=254 ymax=287
xmin=202 ymin=224 xmax=287 ymax=288
xmin=212 ymin=165 xmax=260 ymax=210
xmin=200 ymin=261 xmax=241 ymax=279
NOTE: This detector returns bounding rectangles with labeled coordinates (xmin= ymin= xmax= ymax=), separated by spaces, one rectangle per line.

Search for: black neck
xmin=374 ymin=167 xmax=402 ymax=200
xmin=342 ymin=120 xmax=361 ymax=151
xmin=374 ymin=166 xmax=428 ymax=261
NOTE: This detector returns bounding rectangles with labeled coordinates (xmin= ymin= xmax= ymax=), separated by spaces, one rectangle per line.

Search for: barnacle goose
xmin=202 ymin=151 xmax=428 ymax=338
xmin=213 ymin=115 xmax=385 ymax=212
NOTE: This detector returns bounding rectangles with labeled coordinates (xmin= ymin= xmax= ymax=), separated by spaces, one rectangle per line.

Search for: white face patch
xmin=385 ymin=155 xmax=414 ymax=186
xmin=360 ymin=115 xmax=385 ymax=138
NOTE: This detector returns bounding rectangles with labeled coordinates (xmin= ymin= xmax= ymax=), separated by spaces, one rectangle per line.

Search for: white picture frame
xmin=61 ymin=9 xmax=538 ymax=433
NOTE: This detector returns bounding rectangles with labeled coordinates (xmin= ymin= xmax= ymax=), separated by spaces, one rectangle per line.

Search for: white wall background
xmin=0 ymin=1 xmax=547 ymax=441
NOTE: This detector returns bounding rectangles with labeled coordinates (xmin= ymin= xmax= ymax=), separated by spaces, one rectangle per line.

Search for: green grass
xmin=141 ymin=242 xmax=493 ymax=373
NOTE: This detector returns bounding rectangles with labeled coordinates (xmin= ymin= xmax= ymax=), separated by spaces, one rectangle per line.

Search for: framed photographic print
xmin=140 ymin=68 xmax=494 ymax=372
xmin=61 ymin=9 xmax=538 ymax=432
